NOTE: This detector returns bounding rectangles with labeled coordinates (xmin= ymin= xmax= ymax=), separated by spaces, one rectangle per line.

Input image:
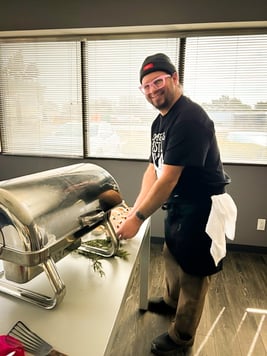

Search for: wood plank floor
xmin=109 ymin=243 xmax=267 ymax=356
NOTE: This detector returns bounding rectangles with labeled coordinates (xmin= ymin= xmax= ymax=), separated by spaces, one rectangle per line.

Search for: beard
xmin=152 ymin=97 xmax=172 ymax=111
xmin=147 ymin=88 xmax=174 ymax=113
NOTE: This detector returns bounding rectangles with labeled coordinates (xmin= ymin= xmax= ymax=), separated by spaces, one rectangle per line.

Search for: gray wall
xmin=0 ymin=155 xmax=266 ymax=248
xmin=0 ymin=0 xmax=267 ymax=247
xmin=0 ymin=0 xmax=266 ymax=31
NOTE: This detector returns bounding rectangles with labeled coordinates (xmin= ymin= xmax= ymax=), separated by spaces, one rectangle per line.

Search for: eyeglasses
xmin=139 ymin=74 xmax=171 ymax=94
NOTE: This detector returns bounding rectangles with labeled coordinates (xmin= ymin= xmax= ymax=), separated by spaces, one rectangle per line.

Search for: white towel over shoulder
xmin=205 ymin=193 xmax=237 ymax=266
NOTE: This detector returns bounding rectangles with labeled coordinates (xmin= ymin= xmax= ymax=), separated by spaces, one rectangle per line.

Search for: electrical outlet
xmin=257 ymin=218 xmax=266 ymax=231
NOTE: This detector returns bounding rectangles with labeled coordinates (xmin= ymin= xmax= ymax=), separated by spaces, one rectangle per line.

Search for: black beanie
xmin=139 ymin=53 xmax=177 ymax=83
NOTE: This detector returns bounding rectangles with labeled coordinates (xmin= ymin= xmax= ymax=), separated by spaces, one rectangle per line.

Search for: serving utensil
xmin=8 ymin=321 xmax=67 ymax=356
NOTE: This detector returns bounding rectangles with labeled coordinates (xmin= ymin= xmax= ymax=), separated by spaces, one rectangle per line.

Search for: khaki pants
xmin=163 ymin=243 xmax=211 ymax=346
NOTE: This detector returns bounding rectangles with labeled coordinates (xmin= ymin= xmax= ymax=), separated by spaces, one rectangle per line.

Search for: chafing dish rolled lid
xmin=0 ymin=163 xmax=122 ymax=288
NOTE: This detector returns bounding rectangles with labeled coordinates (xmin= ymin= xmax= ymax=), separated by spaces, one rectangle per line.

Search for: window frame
xmin=0 ymin=27 xmax=266 ymax=164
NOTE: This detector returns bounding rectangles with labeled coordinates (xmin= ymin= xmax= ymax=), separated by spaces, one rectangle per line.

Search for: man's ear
xmin=172 ymin=71 xmax=179 ymax=84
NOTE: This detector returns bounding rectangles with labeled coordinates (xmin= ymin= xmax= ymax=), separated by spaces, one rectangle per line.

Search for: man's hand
xmin=116 ymin=214 xmax=143 ymax=240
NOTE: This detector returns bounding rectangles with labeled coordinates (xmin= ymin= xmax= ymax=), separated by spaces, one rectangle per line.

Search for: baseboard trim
xmin=151 ymin=236 xmax=267 ymax=254
xmin=227 ymin=243 xmax=267 ymax=254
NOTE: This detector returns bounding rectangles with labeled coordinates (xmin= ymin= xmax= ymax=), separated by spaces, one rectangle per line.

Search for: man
xmin=117 ymin=53 xmax=236 ymax=355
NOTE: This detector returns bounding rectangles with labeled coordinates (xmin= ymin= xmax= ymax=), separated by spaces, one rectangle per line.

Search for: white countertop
xmin=0 ymin=220 xmax=151 ymax=356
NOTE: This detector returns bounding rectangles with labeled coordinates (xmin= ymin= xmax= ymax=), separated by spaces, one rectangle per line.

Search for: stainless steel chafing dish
xmin=0 ymin=163 xmax=124 ymax=309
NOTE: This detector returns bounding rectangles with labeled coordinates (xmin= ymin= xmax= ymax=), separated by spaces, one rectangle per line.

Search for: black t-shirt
xmin=149 ymin=95 xmax=229 ymax=199
xmin=149 ymin=95 xmax=229 ymax=275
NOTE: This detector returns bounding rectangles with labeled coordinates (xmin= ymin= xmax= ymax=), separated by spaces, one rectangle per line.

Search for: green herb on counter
xmin=75 ymin=239 xmax=130 ymax=277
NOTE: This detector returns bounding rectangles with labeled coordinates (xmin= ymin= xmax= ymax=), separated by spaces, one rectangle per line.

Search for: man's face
xmin=141 ymin=71 xmax=178 ymax=113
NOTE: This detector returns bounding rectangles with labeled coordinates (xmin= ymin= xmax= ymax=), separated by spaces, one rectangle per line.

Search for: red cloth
xmin=0 ymin=335 xmax=25 ymax=356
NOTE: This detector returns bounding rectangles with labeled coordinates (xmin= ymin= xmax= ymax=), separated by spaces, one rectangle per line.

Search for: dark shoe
xmin=148 ymin=297 xmax=176 ymax=315
xmin=151 ymin=332 xmax=191 ymax=356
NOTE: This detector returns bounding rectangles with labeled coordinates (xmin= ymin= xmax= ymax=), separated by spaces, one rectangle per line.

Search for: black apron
xmin=163 ymin=196 xmax=223 ymax=276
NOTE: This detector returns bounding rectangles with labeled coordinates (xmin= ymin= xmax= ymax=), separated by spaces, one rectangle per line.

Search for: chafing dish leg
xmin=0 ymin=257 xmax=66 ymax=309
xmin=42 ymin=257 xmax=66 ymax=307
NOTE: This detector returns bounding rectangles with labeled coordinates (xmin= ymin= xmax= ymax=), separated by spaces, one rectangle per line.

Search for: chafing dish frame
xmin=0 ymin=163 xmax=123 ymax=309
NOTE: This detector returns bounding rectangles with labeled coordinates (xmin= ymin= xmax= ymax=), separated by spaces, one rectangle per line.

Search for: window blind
xmin=0 ymin=41 xmax=83 ymax=157
xmin=0 ymin=34 xmax=266 ymax=164
xmin=184 ymin=35 xmax=267 ymax=164
xmin=86 ymin=38 xmax=180 ymax=159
